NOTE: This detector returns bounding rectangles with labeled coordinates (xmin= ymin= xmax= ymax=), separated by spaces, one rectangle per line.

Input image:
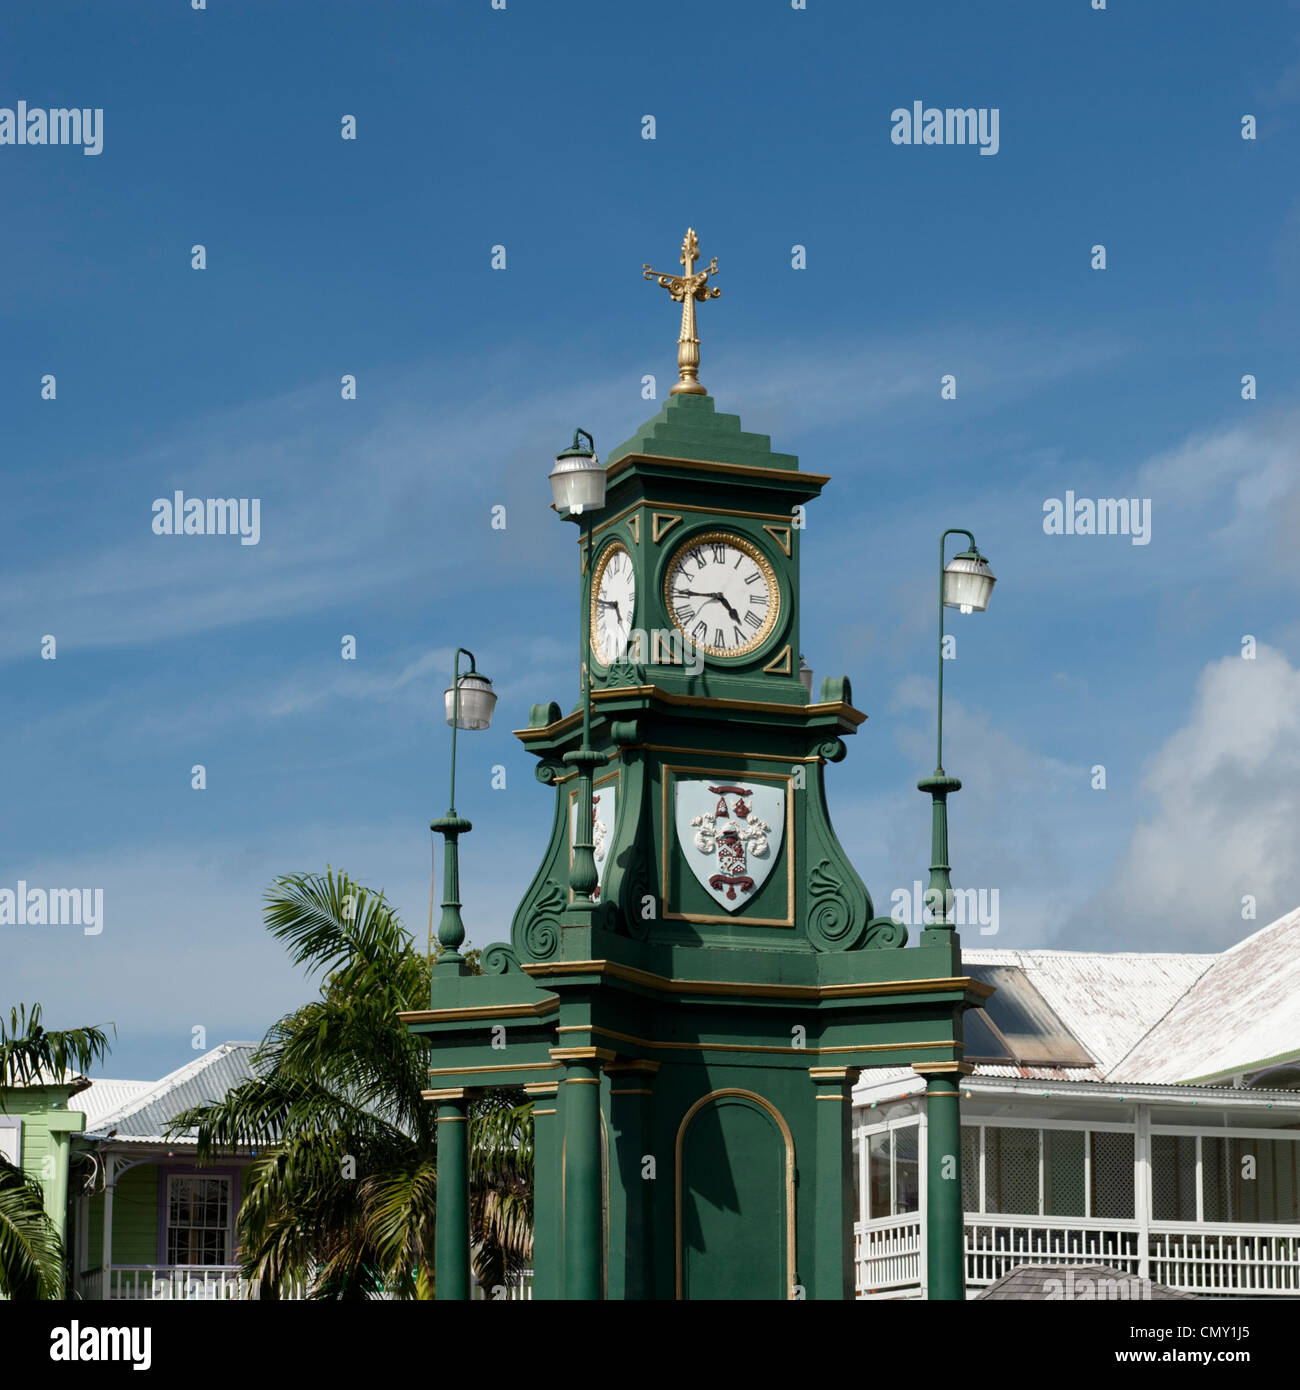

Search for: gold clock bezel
xmin=590 ymin=541 xmax=635 ymax=666
xmin=663 ymin=530 xmax=781 ymax=659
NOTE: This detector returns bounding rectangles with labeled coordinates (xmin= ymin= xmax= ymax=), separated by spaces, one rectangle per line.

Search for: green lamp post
xmin=431 ymin=648 xmax=496 ymax=1302
xmin=549 ymin=429 xmax=609 ymax=913
xmin=548 ymin=428 xmax=609 ymax=1302
xmin=917 ymin=529 xmax=996 ymax=941
xmin=916 ymin=528 xmax=994 ymax=1304
xmin=431 ymin=647 xmax=497 ymax=973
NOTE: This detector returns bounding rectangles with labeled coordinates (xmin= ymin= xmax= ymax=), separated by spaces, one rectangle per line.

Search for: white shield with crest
xmin=673 ymin=779 xmax=785 ymax=913
xmin=570 ymin=785 xmax=616 ymax=901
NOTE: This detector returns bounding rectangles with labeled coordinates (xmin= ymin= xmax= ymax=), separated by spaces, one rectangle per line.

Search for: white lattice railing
xmin=79 ymin=1265 xmax=309 ymax=1301
xmin=854 ymin=1214 xmax=924 ymax=1299
xmin=854 ymin=1215 xmax=1300 ymax=1298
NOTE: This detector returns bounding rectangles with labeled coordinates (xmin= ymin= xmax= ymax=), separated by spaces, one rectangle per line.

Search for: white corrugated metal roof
xmin=962 ymin=947 xmax=1215 ymax=1075
xmin=1109 ymin=907 xmax=1300 ymax=1084
xmin=853 ymin=918 xmax=1296 ymax=1104
xmin=76 ymin=1078 xmax=156 ymax=1128
xmin=82 ymin=1042 xmax=263 ymax=1144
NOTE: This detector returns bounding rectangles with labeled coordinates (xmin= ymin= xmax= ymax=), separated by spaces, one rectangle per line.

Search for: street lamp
xmin=917 ymin=529 xmax=996 ymax=936
xmin=432 ymin=647 xmax=496 ymax=971
xmin=549 ymin=429 xmax=608 ymax=910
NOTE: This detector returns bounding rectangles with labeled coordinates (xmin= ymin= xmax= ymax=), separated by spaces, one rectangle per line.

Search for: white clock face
xmin=664 ymin=532 xmax=780 ymax=658
xmin=591 ymin=543 xmax=635 ymax=665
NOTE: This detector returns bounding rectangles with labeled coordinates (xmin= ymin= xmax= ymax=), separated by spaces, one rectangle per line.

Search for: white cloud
xmin=1080 ymin=644 xmax=1300 ymax=949
xmin=1136 ymin=408 xmax=1300 ymax=581
xmin=832 ymin=677 xmax=1093 ymax=945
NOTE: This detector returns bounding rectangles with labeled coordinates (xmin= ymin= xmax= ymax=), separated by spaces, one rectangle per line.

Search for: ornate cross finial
xmin=642 ymin=227 xmax=721 ymax=397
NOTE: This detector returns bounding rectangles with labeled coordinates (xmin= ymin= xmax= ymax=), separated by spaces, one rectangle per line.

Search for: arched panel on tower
xmin=675 ymin=1089 xmax=794 ymax=1300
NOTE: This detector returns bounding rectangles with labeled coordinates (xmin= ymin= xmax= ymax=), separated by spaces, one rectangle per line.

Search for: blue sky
xmin=4 ymin=0 xmax=1300 ymax=1078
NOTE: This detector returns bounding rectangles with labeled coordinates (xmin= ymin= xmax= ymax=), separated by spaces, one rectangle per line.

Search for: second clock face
xmin=664 ymin=532 xmax=780 ymax=658
xmin=591 ymin=542 xmax=636 ymax=665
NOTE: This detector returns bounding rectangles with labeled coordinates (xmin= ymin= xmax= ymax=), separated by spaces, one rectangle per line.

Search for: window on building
xmin=864 ymin=1124 xmax=921 ymax=1219
xmin=166 ymin=1175 xmax=231 ymax=1266
xmin=894 ymin=1124 xmax=920 ymax=1214
xmin=1151 ymin=1134 xmax=1198 ymax=1222
xmin=1043 ymin=1128 xmax=1086 ymax=1217
xmin=961 ymin=1125 xmax=980 ymax=1212
xmin=966 ymin=1125 xmax=1135 ymax=1221
xmin=1090 ymin=1131 xmax=1135 ymax=1220
xmin=1203 ymin=1137 xmax=1300 ymax=1225
xmin=985 ymin=1125 xmax=1039 ymax=1215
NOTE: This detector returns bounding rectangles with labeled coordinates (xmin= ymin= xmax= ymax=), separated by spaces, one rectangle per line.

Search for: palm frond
xmin=0 ymin=1003 xmax=112 ymax=1101
xmin=0 ymin=1157 xmax=62 ymax=1299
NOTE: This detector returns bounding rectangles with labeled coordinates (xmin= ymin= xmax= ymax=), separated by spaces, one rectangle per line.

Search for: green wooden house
xmin=0 ymin=1070 xmax=89 ymax=1266
xmin=68 ymin=1041 xmax=301 ymax=1300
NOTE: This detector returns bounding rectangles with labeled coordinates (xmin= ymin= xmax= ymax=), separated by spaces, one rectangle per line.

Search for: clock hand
xmin=673 ymin=587 xmax=727 ymax=606
xmin=677 ymin=588 xmax=742 ymax=623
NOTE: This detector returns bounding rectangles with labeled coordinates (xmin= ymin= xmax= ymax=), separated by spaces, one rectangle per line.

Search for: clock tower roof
xmin=605 ymin=392 xmax=800 ymax=473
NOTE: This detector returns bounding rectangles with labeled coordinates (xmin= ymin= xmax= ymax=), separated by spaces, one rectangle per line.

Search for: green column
xmin=560 ymin=1053 xmax=604 ymax=1300
xmin=435 ymin=1095 xmax=470 ymax=1300
xmin=810 ymin=1068 xmax=857 ymax=1299
xmin=924 ymin=1072 xmax=966 ymax=1300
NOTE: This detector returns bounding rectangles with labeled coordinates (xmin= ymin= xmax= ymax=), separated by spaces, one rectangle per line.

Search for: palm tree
xmin=0 ymin=1004 xmax=112 ymax=1299
xmin=169 ymin=868 xmax=532 ymax=1299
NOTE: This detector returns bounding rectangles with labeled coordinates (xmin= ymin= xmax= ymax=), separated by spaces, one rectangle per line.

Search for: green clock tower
xmin=402 ymin=231 xmax=988 ymax=1300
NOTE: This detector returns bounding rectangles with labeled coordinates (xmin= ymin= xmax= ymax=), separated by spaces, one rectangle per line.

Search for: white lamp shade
xmin=549 ymin=452 xmax=606 ymax=515
xmin=942 ymin=555 xmax=996 ymax=614
xmin=444 ymin=674 xmax=497 ymax=730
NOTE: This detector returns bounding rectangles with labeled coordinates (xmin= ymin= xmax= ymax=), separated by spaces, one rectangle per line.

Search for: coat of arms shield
xmin=570 ymin=785 xmax=616 ymax=900
xmin=673 ymin=779 xmax=785 ymax=913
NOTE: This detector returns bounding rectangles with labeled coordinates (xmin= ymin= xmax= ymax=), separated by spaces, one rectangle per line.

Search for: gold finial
xmin=642 ymin=227 xmax=720 ymax=396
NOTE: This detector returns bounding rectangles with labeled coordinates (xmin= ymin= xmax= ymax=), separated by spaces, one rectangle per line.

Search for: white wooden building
xmin=853 ymin=908 xmax=1300 ymax=1298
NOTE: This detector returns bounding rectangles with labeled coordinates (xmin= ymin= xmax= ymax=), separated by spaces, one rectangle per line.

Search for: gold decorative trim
xmin=808 ymin=1067 xmax=854 ymax=1080
xmin=573 ymin=1021 xmax=957 ymax=1058
xmin=661 ymin=763 xmax=794 ymax=926
xmin=761 ymin=524 xmax=792 ymax=556
xmin=607 ymin=452 xmax=829 ymax=488
xmin=425 ymin=1087 xmax=471 ymax=1102
xmin=816 ymin=1094 xmax=848 ymax=1101
xmin=399 ymin=998 xmax=558 ymax=1024
xmin=912 ymin=1061 xmax=976 ymax=1078
xmin=762 ymin=645 xmax=792 ymax=677
xmin=520 ymin=956 xmax=993 ymax=1003
xmin=426 ymin=1061 xmax=561 ymax=1078
xmin=676 ymin=1089 xmax=796 ymax=1300
xmin=523 ymin=1083 xmax=559 ymax=1097
xmin=593 ymin=499 xmax=809 ymax=544
xmin=627 ymin=512 xmax=640 ymax=544
xmin=565 ymin=1077 xmax=602 ymax=1085
xmin=548 ymin=1046 xmax=617 ymax=1063
xmin=514 ymin=688 xmax=868 ymax=740
xmin=533 ymin=1108 xmax=557 ymax=1115
xmin=662 ymin=530 xmax=780 ymax=659
xmin=589 ymin=541 xmax=635 ymax=667
xmin=633 ymin=743 xmax=823 ymax=764
xmin=652 ymin=512 xmax=683 ymax=544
